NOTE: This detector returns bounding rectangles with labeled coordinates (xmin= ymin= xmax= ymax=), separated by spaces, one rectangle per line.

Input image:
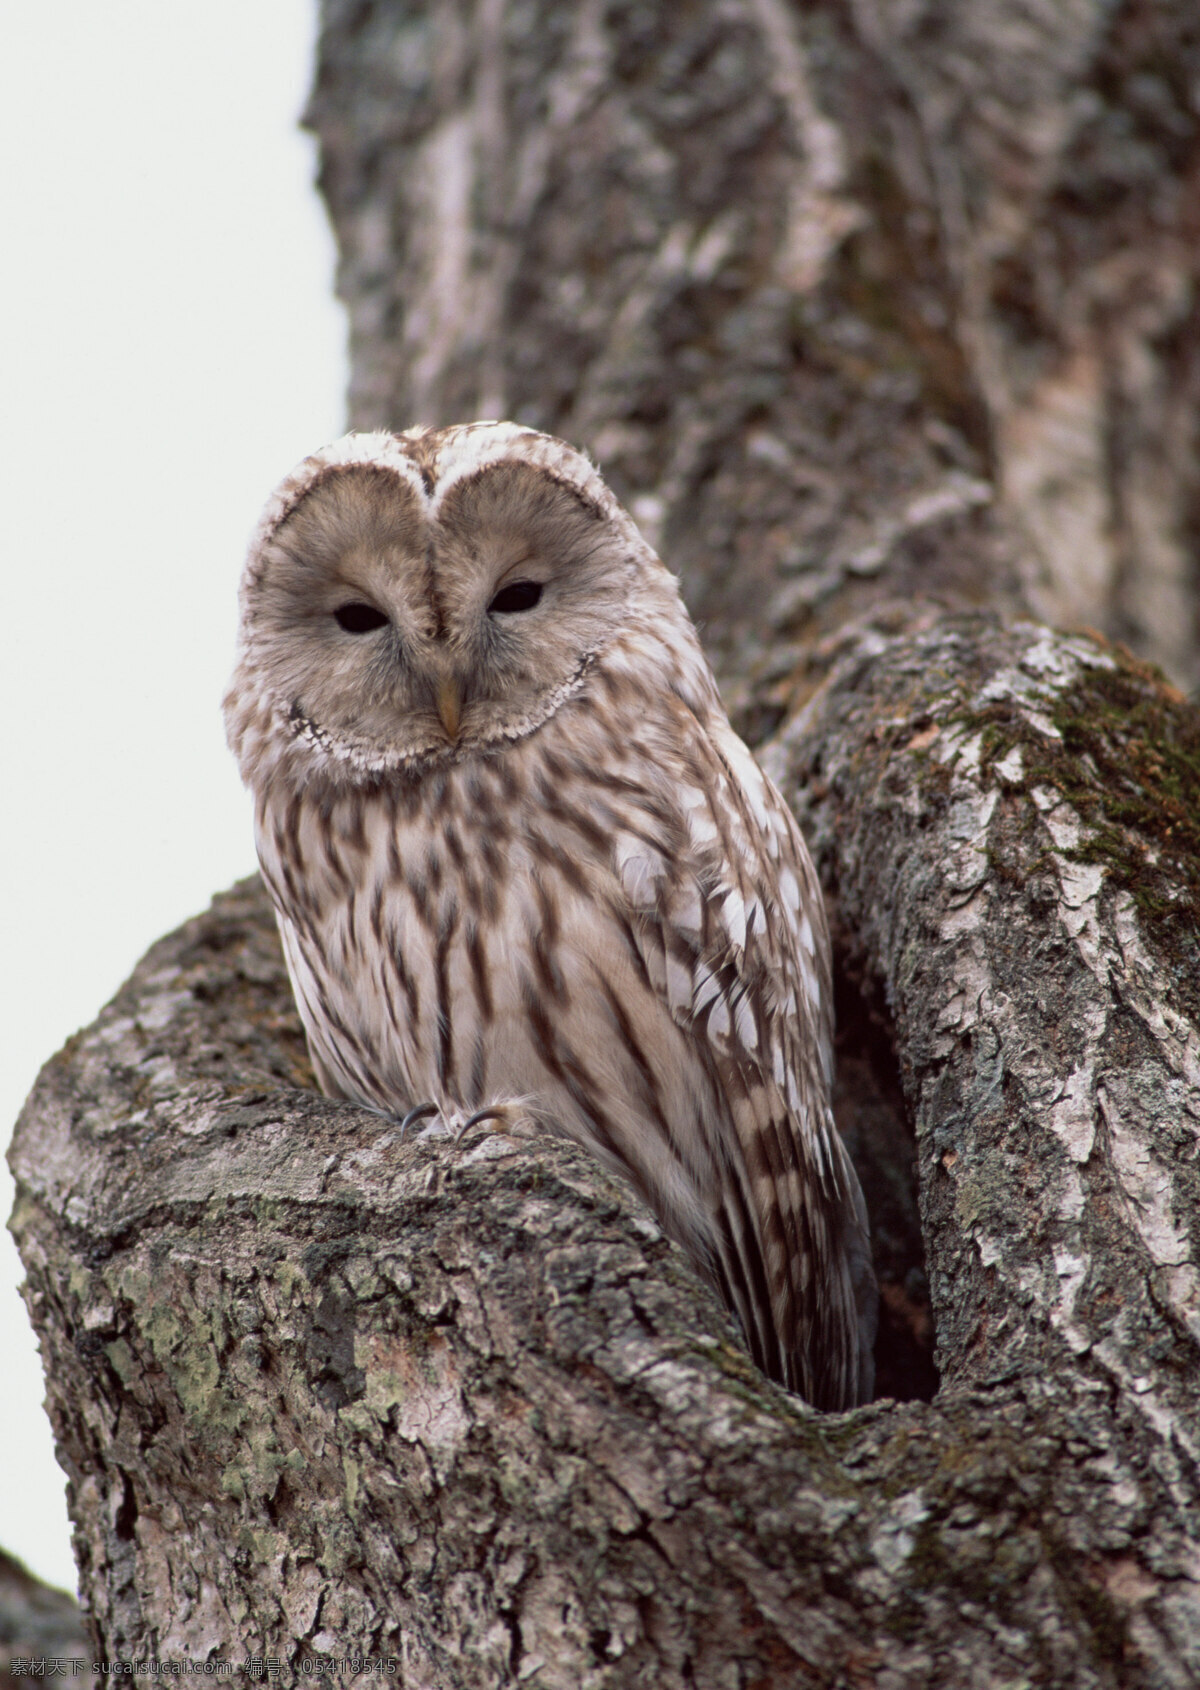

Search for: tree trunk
xmin=10 ymin=2 xmax=1200 ymax=1685
xmin=309 ymin=0 xmax=1200 ymax=693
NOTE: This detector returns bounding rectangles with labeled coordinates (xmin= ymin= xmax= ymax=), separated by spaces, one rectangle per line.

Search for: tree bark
xmin=308 ymin=0 xmax=1200 ymax=692
xmin=9 ymin=1 xmax=1200 ymax=1685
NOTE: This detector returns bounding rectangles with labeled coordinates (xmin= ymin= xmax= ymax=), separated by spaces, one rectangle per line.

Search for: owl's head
xmin=224 ymin=423 xmax=691 ymax=793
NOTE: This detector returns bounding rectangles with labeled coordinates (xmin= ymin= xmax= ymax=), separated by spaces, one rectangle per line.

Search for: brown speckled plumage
xmin=224 ymin=422 xmax=876 ymax=1408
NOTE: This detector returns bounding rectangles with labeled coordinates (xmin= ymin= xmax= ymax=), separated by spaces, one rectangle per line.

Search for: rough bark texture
xmin=9 ymin=1 xmax=1200 ymax=1685
xmin=308 ymin=0 xmax=1200 ymax=692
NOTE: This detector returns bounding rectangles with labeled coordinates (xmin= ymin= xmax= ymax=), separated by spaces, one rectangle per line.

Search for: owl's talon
xmin=460 ymin=1107 xmax=508 ymax=1136
xmin=399 ymin=1102 xmax=439 ymax=1140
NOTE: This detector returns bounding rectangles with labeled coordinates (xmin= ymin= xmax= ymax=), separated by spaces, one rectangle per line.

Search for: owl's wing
xmin=613 ymin=712 xmax=875 ymax=1408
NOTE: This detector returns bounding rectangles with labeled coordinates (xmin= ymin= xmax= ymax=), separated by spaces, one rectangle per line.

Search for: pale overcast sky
xmin=1 ymin=2 xmax=346 ymax=1590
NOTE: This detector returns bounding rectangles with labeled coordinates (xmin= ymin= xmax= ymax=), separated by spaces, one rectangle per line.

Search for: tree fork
xmin=11 ymin=617 xmax=1200 ymax=1684
xmin=11 ymin=0 xmax=1200 ymax=1681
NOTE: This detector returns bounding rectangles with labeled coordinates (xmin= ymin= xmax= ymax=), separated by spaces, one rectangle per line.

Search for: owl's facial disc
xmin=246 ymin=457 xmax=634 ymax=780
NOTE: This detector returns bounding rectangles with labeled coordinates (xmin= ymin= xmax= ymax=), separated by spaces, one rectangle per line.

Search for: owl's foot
xmin=397 ymin=1100 xmax=537 ymax=1143
xmin=398 ymin=1102 xmax=440 ymax=1139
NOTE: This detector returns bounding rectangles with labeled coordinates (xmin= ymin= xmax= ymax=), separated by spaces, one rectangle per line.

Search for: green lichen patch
xmin=964 ymin=642 xmax=1200 ymax=1021
xmin=1050 ymin=660 xmax=1200 ymax=882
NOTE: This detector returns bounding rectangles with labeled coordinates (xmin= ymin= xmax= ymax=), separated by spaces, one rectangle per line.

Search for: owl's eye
xmin=334 ymin=602 xmax=389 ymax=634
xmin=488 ymin=580 xmax=543 ymax=615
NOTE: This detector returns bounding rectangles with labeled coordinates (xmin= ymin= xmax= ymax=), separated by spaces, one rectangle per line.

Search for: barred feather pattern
xmin=225 ymin=422 xmax=876 ymax=1409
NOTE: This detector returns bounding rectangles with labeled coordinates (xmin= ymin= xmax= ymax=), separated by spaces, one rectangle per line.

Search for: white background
xmin=1 ymin=2 xmax=346 ymax=1591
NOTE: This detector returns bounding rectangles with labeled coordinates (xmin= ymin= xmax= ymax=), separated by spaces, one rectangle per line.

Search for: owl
xmin=224 ymin=423 xmax=876 ymax=1409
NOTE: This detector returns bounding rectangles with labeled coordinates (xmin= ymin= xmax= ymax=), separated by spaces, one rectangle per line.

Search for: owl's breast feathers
xmin=257 ymin=649 xmax=874 ymax=1409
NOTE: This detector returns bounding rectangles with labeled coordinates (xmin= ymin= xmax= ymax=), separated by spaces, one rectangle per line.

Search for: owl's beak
xmin=435 ymin=674 xmax=463 ymax=741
